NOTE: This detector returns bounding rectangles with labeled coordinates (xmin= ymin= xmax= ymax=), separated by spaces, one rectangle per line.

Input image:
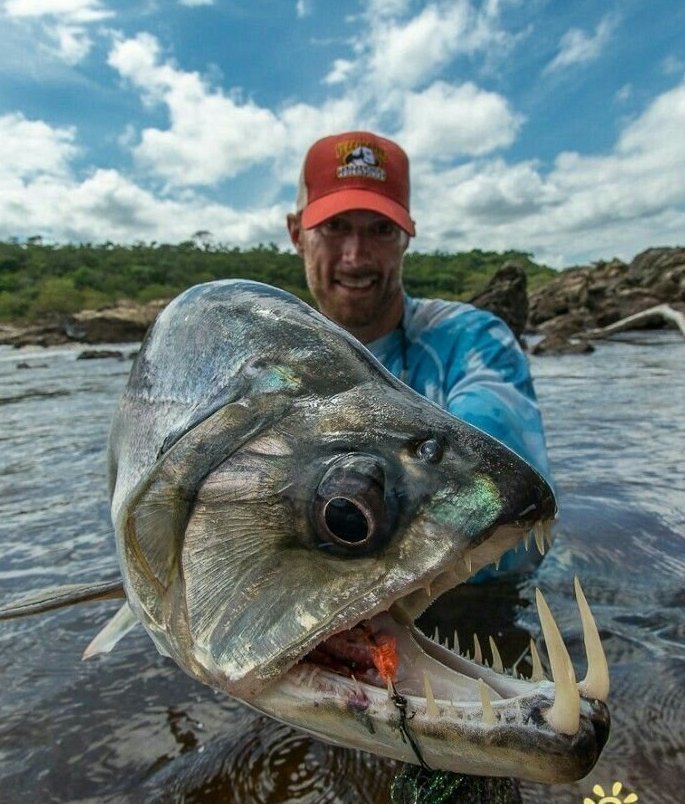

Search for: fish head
xmin=110 ymin=280 xmax=609 ymax=784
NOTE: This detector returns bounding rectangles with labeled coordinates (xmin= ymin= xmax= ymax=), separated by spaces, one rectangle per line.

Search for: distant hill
xmin=0 ymin=239 xmax=556 ymax=324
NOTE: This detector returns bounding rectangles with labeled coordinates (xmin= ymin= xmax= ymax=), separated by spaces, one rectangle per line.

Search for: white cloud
xmin=0 ymin=114 xmax=288 ymax=245
xmin=323 ymin=58 xmax=355 ymax=85
xmin=315 ymin=0 xmax=515 ymax=131
xmin=4 ymin=0 xmax=112 ymax=24
xmin=397 ymin=81 xmax=523 ymax=160
xmin=1 ymin=2 xmax=683 ymax=268
xmin=106 ymin=32 xmax=368 ymax=191
xmin=1 ymin=166 xmax=288 ymax=245
xmin=178 ymin=0 xmax=213 ymax=7
xmin=411 ymin=78 xmax=685 ymax=265
xmin=295 ymin=0 xmax=312 ymax=18
xmin=365 ymin=0 xmax=412 ymax=17
xmin=3 ymin=76 xmax=685 ymax=266
xmin=108 ymin=33 xmax=287 ymax=185
xmin=545 ymin=13 xmax=618 ymax=74
xmin=615 ymin=83 xmax=632 ymax=103
xmin=0 ymin=112 xmax=79 ymax=179
xmin=365 ymin=3 xmax=473 ymax=90
xmin=3 ymin=0 xmax=113 ymax=63
xmin=662 ymin=54 xmax=685 ymax=76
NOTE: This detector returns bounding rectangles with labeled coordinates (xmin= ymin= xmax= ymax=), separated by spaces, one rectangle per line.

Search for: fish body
xmin=5 ymin=279 xmax=610 ymax=783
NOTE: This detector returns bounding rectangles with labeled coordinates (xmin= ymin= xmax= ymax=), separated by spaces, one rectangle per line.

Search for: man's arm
xmin=443 ymin=309 xmax=553 ymax=486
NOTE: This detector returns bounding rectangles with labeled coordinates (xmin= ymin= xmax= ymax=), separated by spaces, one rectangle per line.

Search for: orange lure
xmin=369 ymin=633 xmax=399 ymax=684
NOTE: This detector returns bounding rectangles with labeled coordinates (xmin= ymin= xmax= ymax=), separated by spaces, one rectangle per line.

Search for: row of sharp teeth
xmin=424 ymin=521 xmax=554 ymax=591
xmin=418 ymin=577 xmax=610 ymax=736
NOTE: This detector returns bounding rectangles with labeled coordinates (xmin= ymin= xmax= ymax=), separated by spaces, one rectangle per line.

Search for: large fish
xmin=1 ymin=280 xmax=609 ymax=784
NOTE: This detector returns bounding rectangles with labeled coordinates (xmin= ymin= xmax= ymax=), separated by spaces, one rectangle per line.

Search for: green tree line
xmin=0 ymin=239 xmax=556 ymax=323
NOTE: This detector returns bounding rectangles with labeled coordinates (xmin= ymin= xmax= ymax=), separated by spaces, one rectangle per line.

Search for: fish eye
xmin=313 ymin=454 xmax=395 ymax=555
xmin=416 ymin=437 xmax=443 ymax=463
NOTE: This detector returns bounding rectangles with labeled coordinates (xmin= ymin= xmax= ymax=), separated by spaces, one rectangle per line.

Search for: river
xmin=0 ymin=331 xmax=683 ymax=803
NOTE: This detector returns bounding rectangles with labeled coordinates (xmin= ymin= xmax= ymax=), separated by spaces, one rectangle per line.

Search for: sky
xmin=1 ymin=0 xmax=684 ymax=268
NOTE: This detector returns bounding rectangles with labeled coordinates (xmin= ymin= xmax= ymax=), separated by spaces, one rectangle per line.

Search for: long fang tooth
xmin=574 ymin=577 xmax=610 ymax=702
xmin=433 ymin=626 xmax=440 ymax=643
xmin=479 ymin=679 xmax=497 ymax=726
xmin=453 ymin=630 xmax=460 ymax=654
xmin=530 ymin=638 xmax=546 ymax=682
xmin=425 ymin=580 xmax=432 ymax=598
xmin=463 ymin=552 xmax=473 ymax=574
xmin=423 ymin=672 xmax=439 ymax=718
xmin=535 ymin=589 xmax=580 ymax=735
xmin=524 ymin=531 xmax=532 ymax=551
xmin=489 ymin=636 xmax=504 ymax=673
xmin=534 ymin=522 xmax=546 ymax=555
xmin=473 ymin=634 xmax=483 ymax=664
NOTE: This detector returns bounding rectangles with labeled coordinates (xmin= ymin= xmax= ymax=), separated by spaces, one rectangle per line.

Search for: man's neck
xmin=349 ymin=308 xmax=404 ymax=345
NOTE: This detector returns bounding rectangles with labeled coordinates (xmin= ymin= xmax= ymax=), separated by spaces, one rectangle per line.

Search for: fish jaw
xmin=249 ymin=592 xmax=610 ymax=784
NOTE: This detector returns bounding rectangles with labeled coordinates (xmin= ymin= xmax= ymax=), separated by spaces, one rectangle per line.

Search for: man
xmin=287 ymin=131 xmax=552 ymax=576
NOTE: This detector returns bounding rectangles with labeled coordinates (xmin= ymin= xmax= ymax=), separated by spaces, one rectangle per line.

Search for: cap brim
xmin=301 ymin=189 xmax=415 ymax=236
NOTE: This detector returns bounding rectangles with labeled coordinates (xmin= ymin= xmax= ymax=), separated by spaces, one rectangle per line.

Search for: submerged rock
xmin=76 ymin=349 xmax=126 ymax=361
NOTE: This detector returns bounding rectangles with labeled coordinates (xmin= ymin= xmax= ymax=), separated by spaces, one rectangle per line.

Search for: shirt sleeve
xmin=441 ymin=309 xmax=553 ymax=486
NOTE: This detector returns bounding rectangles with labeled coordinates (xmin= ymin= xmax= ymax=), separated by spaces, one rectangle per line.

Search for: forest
xmin=0 ymin=238 xmax=557 ymax=322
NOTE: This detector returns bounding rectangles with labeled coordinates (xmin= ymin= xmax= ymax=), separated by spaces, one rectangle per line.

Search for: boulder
xmin=529 ymin=247 xmax=685 ymax=353
xmin=76 ymin=349 xmax=126 ymax=361
xmin=0 ymin=299 xmax=168 ymax=348
xmin=69 ymin=300 xmax=167 ymax=343
xmin=530 ymin=334 xmax=594 ymax=356
xmin=469 ymin=262 xmax=528 ymax=342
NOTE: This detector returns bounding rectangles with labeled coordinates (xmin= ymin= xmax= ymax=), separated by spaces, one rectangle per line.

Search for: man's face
xmin=287 ymin=209 xmax=410 ymax=343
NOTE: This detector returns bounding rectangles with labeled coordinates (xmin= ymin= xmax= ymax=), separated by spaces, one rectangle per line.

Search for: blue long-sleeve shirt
xmin=366 ymin=294 xmax=553 ymax=579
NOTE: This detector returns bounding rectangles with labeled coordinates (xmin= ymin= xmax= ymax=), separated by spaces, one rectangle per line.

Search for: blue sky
xmin=1 ymin=0 xmax=684 ymax=267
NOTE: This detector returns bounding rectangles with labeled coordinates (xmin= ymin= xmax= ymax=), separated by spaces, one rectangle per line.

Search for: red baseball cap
xmin=297 ymin=131 xmax=415 ymax=236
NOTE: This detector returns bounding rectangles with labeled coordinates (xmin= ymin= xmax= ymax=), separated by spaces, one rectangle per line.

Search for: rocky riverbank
xmin=528 ymin=246 xmax=685 ymax=353
xmin=0 ymin=299 xmax=167 ymax=349
xmin=1 ymin=247 xmax=683 ymax=355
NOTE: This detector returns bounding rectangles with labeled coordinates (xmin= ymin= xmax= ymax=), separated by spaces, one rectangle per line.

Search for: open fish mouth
xmin=255 ymin=521 xmax=610 ymax=783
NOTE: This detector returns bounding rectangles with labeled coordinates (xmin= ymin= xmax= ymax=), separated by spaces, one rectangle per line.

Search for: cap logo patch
xmin=335 ymin=140 xmax=387 ymax=182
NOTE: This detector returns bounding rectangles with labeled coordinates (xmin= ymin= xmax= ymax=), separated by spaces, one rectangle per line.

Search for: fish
xmin=0 ymin=279 xmax=609 ymax=784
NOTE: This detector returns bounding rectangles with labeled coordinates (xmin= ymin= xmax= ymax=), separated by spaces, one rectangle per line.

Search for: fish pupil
xmin=324 ymin=497 xmax=369 ymax=544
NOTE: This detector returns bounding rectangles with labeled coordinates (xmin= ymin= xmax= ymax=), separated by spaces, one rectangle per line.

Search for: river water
xmin=0 ymin=331 xmax=683 ymax=803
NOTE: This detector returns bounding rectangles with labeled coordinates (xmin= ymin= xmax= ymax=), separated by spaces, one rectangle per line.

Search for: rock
xmin=528 ymin=246 xmax=685 ymax=354
xmin=76 ymin=349 xmax=126 ymax=361
xmin=469 ymin=262 xmax=528 ymax=342
xmin=0 ymin=299 xmax=168 ymax=348
xmin=0 ymin=323 xmax=70 ymax=348
xmin=69 ymin=300 xmax=167 ymax=344
xmin=531 ymin=334 xmax=595 ymax=356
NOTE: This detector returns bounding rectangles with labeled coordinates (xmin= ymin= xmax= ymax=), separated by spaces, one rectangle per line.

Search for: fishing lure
xmin=368 ymin=631 xmax=431 ymax=771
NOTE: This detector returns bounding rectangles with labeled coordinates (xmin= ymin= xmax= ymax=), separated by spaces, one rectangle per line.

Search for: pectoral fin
xmin=83 ymin=602 xmax=140 ymax=659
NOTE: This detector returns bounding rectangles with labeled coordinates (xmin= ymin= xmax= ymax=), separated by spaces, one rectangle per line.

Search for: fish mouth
xmin=255 ymin=519 xmax=610 ymax=783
